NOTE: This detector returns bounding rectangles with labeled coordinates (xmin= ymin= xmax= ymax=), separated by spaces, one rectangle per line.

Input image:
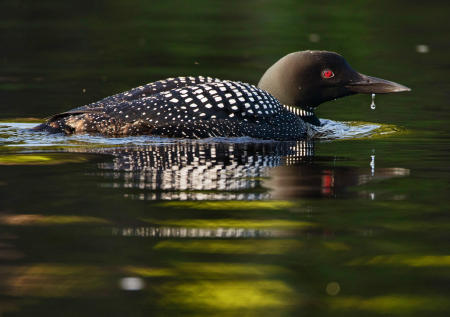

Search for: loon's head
xmin=257 ymin=50 xmax=410 ymax=109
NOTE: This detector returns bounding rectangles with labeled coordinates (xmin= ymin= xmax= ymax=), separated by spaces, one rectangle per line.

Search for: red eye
xmin=322 ymin=69 xmax=334 ymax=79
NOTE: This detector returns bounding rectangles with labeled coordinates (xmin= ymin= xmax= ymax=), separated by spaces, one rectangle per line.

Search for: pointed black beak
xmin=345 ymin=73 xmax=411 ymax=94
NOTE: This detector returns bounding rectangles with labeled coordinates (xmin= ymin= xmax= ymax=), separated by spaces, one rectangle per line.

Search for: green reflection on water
xmin=0 ymin=154 xmax=89 ymax=165
xmin=143 ymin=218 xmax=315 ymax=229
xmin=329 ymin=295 xmax=450 ymax=314
xmin=347 ymin=255 xmax=450 ymax=267
xmin=125 ymin=262 xmax=289 ymax=278
xmin=157 ymin=280 xmax=297 ymax=310
xmin=154 ymin=239 xmax=304 ymax=255
xmin=157 ymin=200 xmax=295 ymax=210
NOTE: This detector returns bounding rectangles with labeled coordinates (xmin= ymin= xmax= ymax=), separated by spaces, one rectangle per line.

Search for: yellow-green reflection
xmin=124 ymin=266 xmax=175 ymax=277
xmin=329 ymin=295 xmax=449 ymax=313
xmin=126 ymin=262 xmax=289 ymax=278
xmin=158 ymin=280 xmax=297 ymax=309
xmin=156 ymin=201 xmax=295 ymax=210
xmin=0 ymin=214 xmax=110 ymax=226
xmin=154 ymin=239 xmax=303 ymax=255
xmin=347 ymin=255 xmax=450 ymax=267
xmin=143 ymin=218 xmax=314 ymax=229
xmin=361 ymin=122 xmax=405 ymax=138
xmin=337 ymin=122 xmax=406 ymax=141
xmin=0 ymin=154 xmax=89 ymax=165
xmin=322 ymin=241 xmax=351 ymax=251
xmin=175 ymin=262 xmax=289 ymax=276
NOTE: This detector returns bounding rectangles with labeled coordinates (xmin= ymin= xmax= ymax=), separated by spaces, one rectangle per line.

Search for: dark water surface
xmin=1 ymin=0 xmax=449 ymax=316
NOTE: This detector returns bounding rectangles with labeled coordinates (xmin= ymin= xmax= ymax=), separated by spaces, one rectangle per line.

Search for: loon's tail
xmin=32 ymin=109 xmax=106 ymax=134
xmin=32 ymin=122 xmax=61 ymax=133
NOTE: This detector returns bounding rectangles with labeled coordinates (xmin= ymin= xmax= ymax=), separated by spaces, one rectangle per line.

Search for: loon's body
xmin=34 ymin=51 xmax=410 ymax=140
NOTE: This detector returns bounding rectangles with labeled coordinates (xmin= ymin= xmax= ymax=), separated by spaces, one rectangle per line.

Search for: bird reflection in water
xmin=84 ymin=139 xmax=409 ymax=201
xmin=83 ymin=138 xmax=411 ymax=239
xmin=92 ymin=140 xmax=312 ymax=200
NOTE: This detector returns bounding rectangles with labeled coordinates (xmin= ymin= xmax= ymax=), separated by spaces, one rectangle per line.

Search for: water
xmin=1 ymin=0 xmax=450 ymax=316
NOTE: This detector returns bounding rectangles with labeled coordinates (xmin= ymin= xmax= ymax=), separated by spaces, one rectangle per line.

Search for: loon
xmin=33 ymin=51 xmax=410 ymax=140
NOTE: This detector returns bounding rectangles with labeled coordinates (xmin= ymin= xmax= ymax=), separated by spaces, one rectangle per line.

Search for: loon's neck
xmin=282 ymin=104 xmax=321 ymax=126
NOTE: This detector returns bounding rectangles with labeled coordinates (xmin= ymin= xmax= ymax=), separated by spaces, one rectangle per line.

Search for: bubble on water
xmin=370 ymin=93 xmax=376 ymax=110
xmin=119 ymin=277 xmax=145 ymax=291
xmin=416 ymin=44 xmax=429 ymax=54
xmin=326 ymin=282 xmax=340 ymax=296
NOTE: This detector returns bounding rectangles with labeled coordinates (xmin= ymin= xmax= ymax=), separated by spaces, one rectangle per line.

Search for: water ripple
xmin=0 ymin=119 xmax=400 ymax=148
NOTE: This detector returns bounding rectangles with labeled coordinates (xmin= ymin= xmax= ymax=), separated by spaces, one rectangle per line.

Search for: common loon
xmin=33 ymin=51 xmax=410 ymax=140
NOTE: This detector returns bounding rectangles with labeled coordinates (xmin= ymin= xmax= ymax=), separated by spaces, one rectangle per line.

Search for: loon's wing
xmin=45 ymin=108 xmax=105 ymax=121
xmin=35 ymin=76 xmax=223 ymax=133
xmin=98 ymin=80 xmax=306 ymax=139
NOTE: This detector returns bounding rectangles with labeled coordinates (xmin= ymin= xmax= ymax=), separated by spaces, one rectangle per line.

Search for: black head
xmin=257 ymin=50 xmax=410 ymax=109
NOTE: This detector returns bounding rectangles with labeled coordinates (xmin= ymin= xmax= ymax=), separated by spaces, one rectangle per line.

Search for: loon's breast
xmin=35 ymin=76 xmax=316 ymax=140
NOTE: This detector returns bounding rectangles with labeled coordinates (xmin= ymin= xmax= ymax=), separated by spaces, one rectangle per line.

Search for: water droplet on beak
xmin=370 ymin=93 xmax=376 ymax=110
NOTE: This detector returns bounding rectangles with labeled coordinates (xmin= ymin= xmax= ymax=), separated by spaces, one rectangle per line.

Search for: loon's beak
xmin=345 ymin=73 xmax=411 ymax=94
